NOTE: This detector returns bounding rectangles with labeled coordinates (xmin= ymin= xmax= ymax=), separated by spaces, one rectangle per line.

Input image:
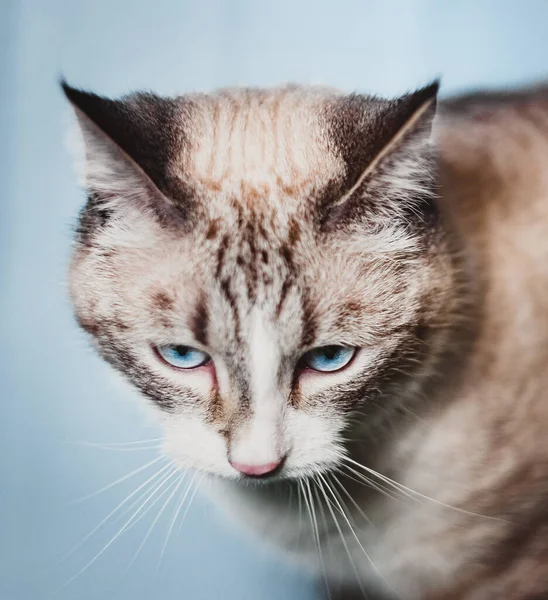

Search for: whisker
xmin=287 ymin=481 xmax=294 ymax=511
xmin=67 ymin=455 xmax=166 ymax=506
xmin=71 ymin=444 xmax=163 ymax=453
xmin=315 ymin=474 xmax=368 ymax=599
xmin=339 ymin=454 xmax=509 ymax=523
xmin=316 ymin=470 xmax=394 ymax=597
xmin=55 ymin=465 xmax=179 ymax=594
xmin=174 ymin=472 xmax=203 ymax=537
xmin=338 ymin=454 xmax=426 ymax=502
xmin=312 ymin=476 xmax=330 ymax=547
xmin=108 ymin=466 xmax=179 ymax=529
xmin=313 ymin=475 xmax=349 ymax=520
xmin=303 ymin=478 xmax=331 ymax=600
xmin=296 ymin=481 xmax=304 ymax=548
xmin=61 ymin=461 xmax=173 ymax=562
xmin=62 ymin=437 xmax=165 ymax=449
xmin=116 ymin=468 xmax=182 ymax=534
xmin=313 ymin=476 xmax=343 ymax=600
xmin=330 ymin=472 xmax=374 ymax=527
xmin=338 ymin=464 xmax=405 ymax=503
xmin=105 ymin=467 xmax=181 ymax=539
xmin=157 ymin=471 xmax=197 ymax=572
xmin=126 ymin=471 xmax=186 ymax=570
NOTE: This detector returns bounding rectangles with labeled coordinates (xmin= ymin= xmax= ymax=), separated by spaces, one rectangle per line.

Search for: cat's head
xmin=64 ymin=81 xmax=456 ymax=481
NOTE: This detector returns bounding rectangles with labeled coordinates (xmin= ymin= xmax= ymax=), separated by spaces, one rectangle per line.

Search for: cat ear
xmin=61 ymin=80 xmax=188 ymax=216
xmin=322 ymin=81 xmax=439 ymax=229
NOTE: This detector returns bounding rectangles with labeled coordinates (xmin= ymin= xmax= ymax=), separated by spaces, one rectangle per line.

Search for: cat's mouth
xmin=228 ymin=461 xmax=338 ymax=486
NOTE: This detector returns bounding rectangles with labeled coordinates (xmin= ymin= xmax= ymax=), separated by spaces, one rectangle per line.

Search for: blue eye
xmin=155 ymin=345 xmax=210 ymax=369
xmin=301 ymin=346 xmax=356 ymax=373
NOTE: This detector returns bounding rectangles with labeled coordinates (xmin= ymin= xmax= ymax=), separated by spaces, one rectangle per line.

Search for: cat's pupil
xmin=174 ymin=345 xmax=191 ymax=357
xmin=322 ymin=346 xmax=341 ymax=360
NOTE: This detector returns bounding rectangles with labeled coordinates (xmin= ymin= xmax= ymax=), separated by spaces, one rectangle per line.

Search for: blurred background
xmin=2 ymin=1 xmax=548 ymax=598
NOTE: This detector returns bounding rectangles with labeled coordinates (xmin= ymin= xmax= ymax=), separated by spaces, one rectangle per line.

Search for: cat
xmin=62 ymin=79 xmax=548 ymax=599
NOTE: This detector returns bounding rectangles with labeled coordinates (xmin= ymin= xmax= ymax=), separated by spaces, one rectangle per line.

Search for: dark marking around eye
xmin=206 ymin=390 xmax=226 ymax=425
xmin=190 ymin=295 xmax=209 ymax=346
xmin=320 ymin=327 xmax=430 ymax=411
xmin=288 ymin=382 xmax=303 ymax=408
xmin=300 ymin=293 xmax=317 ymax=347
xmin=95 ymin=337 xmax=188 ymax=412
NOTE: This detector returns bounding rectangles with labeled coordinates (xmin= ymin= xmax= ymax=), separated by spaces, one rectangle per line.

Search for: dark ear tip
xmin=418 ymin=79 xmax=440 ymax=101
xmin=59 ymin=78 xmax=101 ymax=109
xmin=59 ymin=76 xmax=75 ymax=99
xmin=400 ymin=79 xmax=440 ymax=116
xmin=59 ymin=77 xmax=82 ymax=107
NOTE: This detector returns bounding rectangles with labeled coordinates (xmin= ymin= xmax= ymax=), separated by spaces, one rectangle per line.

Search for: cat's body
xmin=63 ymin=81 xmax=548 ymax=599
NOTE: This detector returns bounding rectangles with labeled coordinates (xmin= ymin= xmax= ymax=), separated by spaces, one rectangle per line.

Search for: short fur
xmin=63 ymin=79 xmax=548 ymax=599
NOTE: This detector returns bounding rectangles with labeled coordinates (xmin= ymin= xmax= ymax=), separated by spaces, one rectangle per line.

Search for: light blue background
xmin=2 ymin=1 xmax=548 ymax=599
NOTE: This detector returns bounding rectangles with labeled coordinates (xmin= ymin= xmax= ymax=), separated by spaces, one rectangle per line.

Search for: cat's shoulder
xmin=436 ymin=83 xmax=548 ymax=243
xmin=436 ymin=83 xmax=548 ymax=170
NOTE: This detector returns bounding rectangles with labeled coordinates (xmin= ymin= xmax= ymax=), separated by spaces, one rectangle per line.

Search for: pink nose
xmin=230 ymin=460 xmax=282 ymax=477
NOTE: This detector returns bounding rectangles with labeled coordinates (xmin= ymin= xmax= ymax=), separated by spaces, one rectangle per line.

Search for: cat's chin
xmin=216 ymin=466 xmax=339 ymax=488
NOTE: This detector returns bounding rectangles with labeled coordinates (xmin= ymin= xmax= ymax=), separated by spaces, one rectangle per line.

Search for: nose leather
xmin=230 ymin=460 xmax=282 ymax=477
